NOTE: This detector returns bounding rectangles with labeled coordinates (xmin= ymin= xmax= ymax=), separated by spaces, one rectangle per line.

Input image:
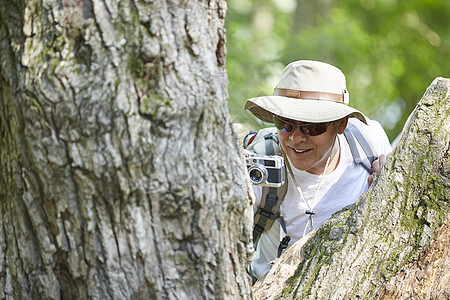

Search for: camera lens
xmin=250 ymin=169 xmax=263 ymax=182
xmin=248 ymin=167 xmax=266 ymax=185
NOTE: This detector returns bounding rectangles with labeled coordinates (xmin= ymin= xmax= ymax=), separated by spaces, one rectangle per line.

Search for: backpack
xmin=244 ymin=122 xmax=377 ymax=253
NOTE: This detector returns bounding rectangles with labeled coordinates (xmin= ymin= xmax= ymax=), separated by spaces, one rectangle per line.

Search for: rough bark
xmin=0 ymin=1 xmax=253 ymax=299
xmin=253 ymin=77 xmax=450 ymax=299
xmin=379 ymin=213 xmax=450 ymax=299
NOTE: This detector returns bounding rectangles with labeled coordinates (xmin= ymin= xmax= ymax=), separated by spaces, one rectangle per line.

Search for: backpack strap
xmin=344 ymin=122 xmax=377 ymax=174
xmin=250 ymin=132 xmax=288 ymax=249
xmin=253 ymin=183 xmax=287 ymax=248
xmin=277 ymin=217 xmax=291 ymax=257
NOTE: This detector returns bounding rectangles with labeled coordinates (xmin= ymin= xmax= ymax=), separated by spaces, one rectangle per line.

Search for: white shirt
xmin=251 ymin=119 xmax=391 ymax=279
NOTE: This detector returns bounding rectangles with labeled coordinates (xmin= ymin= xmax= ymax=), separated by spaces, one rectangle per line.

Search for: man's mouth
xmin=293 ymin=148 xmax=309 ymax=154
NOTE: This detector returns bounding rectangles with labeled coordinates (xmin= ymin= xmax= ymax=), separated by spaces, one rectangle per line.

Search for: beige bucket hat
xmin=244 ymin=60 xmax=368 ymax=124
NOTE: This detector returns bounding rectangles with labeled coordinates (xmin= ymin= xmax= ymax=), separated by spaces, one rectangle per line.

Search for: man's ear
xmin=337 ymin=116 xmax=349 ymax=134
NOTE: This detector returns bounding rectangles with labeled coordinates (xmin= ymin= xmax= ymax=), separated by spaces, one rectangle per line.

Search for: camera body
xmin=245 ymin=154 xmax=285 ymax=187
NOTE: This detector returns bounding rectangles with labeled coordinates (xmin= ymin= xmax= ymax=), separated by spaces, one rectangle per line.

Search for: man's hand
xmin=368 ymin=153 xmax=390 ymax=186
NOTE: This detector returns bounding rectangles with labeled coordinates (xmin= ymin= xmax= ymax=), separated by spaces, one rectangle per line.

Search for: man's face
xmin=277 ymin=117 xmax=348 ymax=175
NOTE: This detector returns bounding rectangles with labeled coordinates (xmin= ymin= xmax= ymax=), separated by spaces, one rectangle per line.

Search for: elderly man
xmin=244 ymin=60 xmax=392 ymax=280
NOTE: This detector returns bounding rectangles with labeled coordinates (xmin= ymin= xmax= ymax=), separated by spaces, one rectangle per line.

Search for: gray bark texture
xmin=253 ymin=77 xmax=450 ymax=299
xmin=0 ymin=0 xmax=253 ymax=299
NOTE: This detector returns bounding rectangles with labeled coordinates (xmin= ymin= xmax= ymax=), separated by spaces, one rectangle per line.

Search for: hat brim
xmin=245 ymin=96 xmax=368 ymax=124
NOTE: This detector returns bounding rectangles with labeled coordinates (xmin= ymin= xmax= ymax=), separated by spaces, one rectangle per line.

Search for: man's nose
xmin=289 ymin=127 xmax=308 ymax=143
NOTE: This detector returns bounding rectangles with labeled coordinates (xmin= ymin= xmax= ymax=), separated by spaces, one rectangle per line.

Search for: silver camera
xmin=245 ymin=154 xmax=285 ymax=187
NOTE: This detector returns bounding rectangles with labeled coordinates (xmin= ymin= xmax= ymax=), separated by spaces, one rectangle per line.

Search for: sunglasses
xmin=273 ymin=115 xmax=332 ymax=136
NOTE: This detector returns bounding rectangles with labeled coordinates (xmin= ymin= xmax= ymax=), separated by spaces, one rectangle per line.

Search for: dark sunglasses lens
xmin=301 ymin=123 xmax=328 ymax=136
xmin=274 ymin=116 xmax=329 ymax=136
xmin=274 ymin=117 xmax=294 ymax=133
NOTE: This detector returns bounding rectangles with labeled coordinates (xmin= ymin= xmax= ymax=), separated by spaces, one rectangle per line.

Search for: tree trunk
xmin=253 ymin=77 xmax=450 ymax=299
xmin=0 ymin=1 xmax=253 ymax=299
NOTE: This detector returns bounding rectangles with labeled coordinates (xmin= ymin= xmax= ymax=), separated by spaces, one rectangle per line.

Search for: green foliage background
xmin=225 ymin=0 xmax=449 ymax=142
